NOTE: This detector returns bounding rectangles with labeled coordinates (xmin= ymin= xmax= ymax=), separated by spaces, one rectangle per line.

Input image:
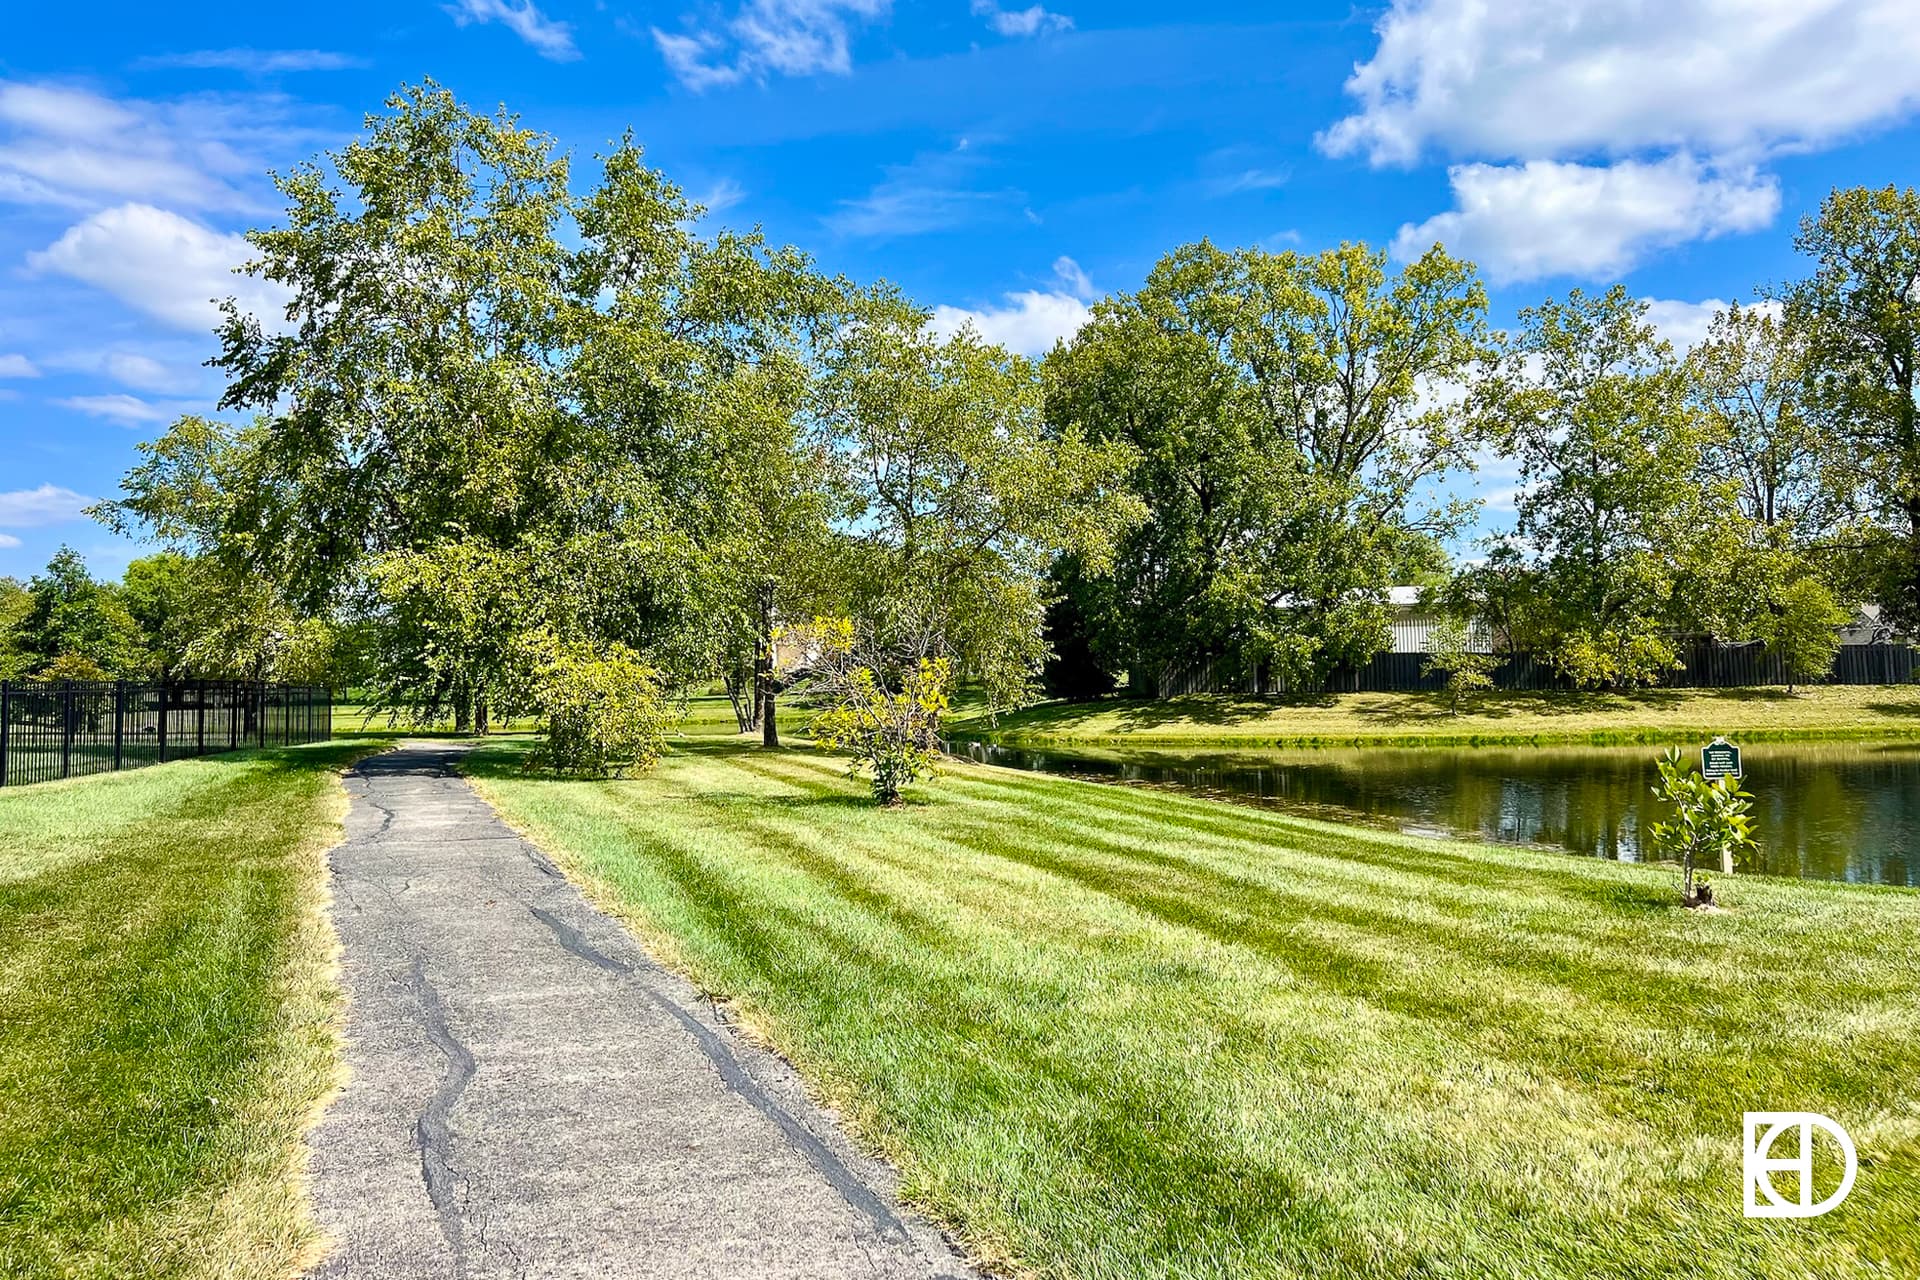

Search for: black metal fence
xmin=1156 ymin=642 xmax=1918 ymax=698
xmin=0 ymin=681 xmax=333 ymax=789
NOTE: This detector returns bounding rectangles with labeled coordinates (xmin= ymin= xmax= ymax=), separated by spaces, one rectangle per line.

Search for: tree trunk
xmin=476 ymin=695 xmax=489 ymax=736
xmin=453 ymin=683 xmax=472 ymax=735
xmin=756 ymin=581 xmax=779 ymax=749
xmin=724 ymin=672 xmax=760 ymax=734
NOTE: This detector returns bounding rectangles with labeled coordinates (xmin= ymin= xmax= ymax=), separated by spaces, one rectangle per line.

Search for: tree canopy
xmin=1045 ymin=239 xmax=1492 ymax=690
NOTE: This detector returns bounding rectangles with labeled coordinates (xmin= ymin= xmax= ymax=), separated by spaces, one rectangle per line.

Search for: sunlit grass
xmin=469 ymin=739 xmax=1920 ymax=1280
xmin=0 ymin=741 xmax=375 ymax=1279
xmin=958 ymin=684 xmax=1920 ymax=749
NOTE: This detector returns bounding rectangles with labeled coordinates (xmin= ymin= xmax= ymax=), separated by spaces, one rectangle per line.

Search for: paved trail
xmin=306 ymin=743 xmax=977 ymax=1280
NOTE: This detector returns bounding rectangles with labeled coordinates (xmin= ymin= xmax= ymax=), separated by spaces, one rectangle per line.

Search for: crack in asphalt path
xmin=526 ymin=905 xmax=911 ymax=1245
xmin=405 ymin=953 xmax=478 ymax=1274
xmin=304 ymin=741 xmax=975 ymax=1280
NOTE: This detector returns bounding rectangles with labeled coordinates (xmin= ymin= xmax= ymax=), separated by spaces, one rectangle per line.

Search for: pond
xmin=950 ymin=738 xmax=1920 ymax=886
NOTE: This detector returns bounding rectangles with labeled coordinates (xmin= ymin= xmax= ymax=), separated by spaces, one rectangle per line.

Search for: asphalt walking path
xmin=306 ymin=742 xmax=978 ymax=1280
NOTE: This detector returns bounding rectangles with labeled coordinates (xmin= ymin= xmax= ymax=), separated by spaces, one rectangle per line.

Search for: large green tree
xmin=1689 ymin=302 xmax=1836 ymax=540
xmin=1787 ymin=185 xmax=1920 ymax=632
xmin=10 ymin=548 xmax=146 ymax=679
xmin=818 ymin=292 xmax=1139 ymax=720
xmin=567 ymin=181 xmax=853 ymax=742
xmin=1485 ymin=287 xmax=1736 ymax=688
xmin=1046 ymin=239 xmax=1493 ymax=692
xmin=104 ymin=85 xmax=841 ymax=727
xmin=102 ymin=86 xmax=589 ymax=722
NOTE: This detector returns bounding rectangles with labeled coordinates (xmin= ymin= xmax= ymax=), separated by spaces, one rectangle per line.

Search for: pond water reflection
xmin=952 ymin=738 xmax=1920 ymax=885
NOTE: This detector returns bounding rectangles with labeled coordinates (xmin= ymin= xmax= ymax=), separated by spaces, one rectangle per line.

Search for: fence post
xmin=0 ymin=682 xmax=10 ymax=788
xmin=60 ymin=682 xmax=73 ymax=779
xmin=113 ymin=681 xmax=125 ymax=771
xmin=229 ymin=683 xmax=239 ymax=751
xmin=196 ymin=680 xmax=207 ymax=756
xmin=157 ymin=683 xmax=168 ymax=763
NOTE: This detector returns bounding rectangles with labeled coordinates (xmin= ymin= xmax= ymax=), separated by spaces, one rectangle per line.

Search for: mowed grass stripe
xmin=467 ymin=740 xmax=1920 ymax=1280
xmin=733 ymin=750 xmax=1894 ymax=1040
xmin=0 ymin=741 xmax=374 ymax=1280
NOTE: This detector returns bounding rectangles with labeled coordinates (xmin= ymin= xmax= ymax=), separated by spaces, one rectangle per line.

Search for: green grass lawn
xmin=953 ymin=683 xmax=1920 ymax=749
xmin=329 ymin=702 xmax=542 ymax=736
xmin=467 ymin=739 xmax=1920 ymax=1280
xmin=0 ymin=740 xmax=374 ymax=1280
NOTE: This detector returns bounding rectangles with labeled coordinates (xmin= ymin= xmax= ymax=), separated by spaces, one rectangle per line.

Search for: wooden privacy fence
xmin=0 ymin=681 xmax=333 ymax=788
xmin=1155 ymin=642 xmax=1918 ymax=698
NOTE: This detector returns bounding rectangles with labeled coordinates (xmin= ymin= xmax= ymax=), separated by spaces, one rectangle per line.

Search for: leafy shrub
xmin=525 ymin=638 xmax=669 ymax=778
xmin=1754 ymin=577 xmax=1849 ymax=692
xmin=1550 ymin=628 xmax=1680 ymax=690
xmin=1648 ymin=747 xmax=1757 ymax=907
xmin=32 ymin=653 xmax=112 ymax=682
xmin=807 ymin=616 xmax=952 ymax=805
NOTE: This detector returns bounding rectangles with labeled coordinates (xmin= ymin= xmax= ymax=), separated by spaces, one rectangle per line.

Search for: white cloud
xmin=104 ymin=353 xmax=193 ymax=393
xmin=1050 ymin=255 xmax=1094 ymax=301
xmin=36 ymin=349 xmax=201 ymax=392
xmin=0 ymin=83 xmax=138 ymax=141
xmin=971 ymin=1 xmax=1072 ymax=38
xmin=931 ymin=259 xmax=1096 ymax=357
xmin=692 ymin=177 xmax=748 ymax=215
xmin=0 ymin=355 xmax=38 ymax=378
xmin=56 ymin=394 xmax=198 ymax=426
xmin=828 ymin=141 xmax=1022 ymax=238
xmin=653 ymin=0 xmax=889 ymax=90
xmin=1641 ymin=296 xmax=1783 ymax=351
xmin=137 ymin=49 xmax=366 ymax=73
xmin=29 ymin=203 xmax=292 ymax=333
xmin=0 ymin=79 xmax=318 ymax=213
xmin=932 ymin=291 xmax=1089 ymax=356
xmin=1210 ymin=168 xmax=1288 ymax=197
xmin=1641 ymin=298 xmax=1727 ymax=353
xmin=0 ymin=534 xmax=20 ymax=549
xmin=1325 ymin=0 xmax=1920 ymax=281
xmin=0 ymin=484 xmax=92 ymax=528
xmin=1391 ymin=155 xmax=1778 ymax=283
xmin=446 ymin=0 xmax=581 ymax=61
xmin=1321 ymin=0 xmax=1920 ymax=167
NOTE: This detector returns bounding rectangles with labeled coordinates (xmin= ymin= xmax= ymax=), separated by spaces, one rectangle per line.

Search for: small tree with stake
xmin=1421 ymin=618 xmax=1499 ymax=715
xmin=1648 ymin=748 xmax=1757 ymax=908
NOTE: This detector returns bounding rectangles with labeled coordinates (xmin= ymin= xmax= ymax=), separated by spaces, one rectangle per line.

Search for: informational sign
xmin=1702 ymin=737 xmax=1743 ymax=781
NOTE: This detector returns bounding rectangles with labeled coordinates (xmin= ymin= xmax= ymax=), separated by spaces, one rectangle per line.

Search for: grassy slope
xmin=468 ymin=739 xmax=1920 ymax=1280
xmin=953 ymin=684 xmax=1920 ymax=749
xmin=0 ymin=741 xmax=374 ymax=1280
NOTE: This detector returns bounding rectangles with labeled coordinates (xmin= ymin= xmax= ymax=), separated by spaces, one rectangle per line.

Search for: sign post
xmin=1701 ymin=737 xmax=1742 ymax=782
xmin=1702 ymin=737 xmax=1744 ymax=874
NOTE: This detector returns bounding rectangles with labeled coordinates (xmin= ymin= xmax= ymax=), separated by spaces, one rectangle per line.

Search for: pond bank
xmin=949 ymin=737 xmax=1920 ymax=886
xmin=951 ymin=684 xmax=1920 ymax=749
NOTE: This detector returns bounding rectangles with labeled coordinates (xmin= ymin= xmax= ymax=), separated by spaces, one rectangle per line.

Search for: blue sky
xmin=4 ymin=0 xmax=1919 ymax=581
